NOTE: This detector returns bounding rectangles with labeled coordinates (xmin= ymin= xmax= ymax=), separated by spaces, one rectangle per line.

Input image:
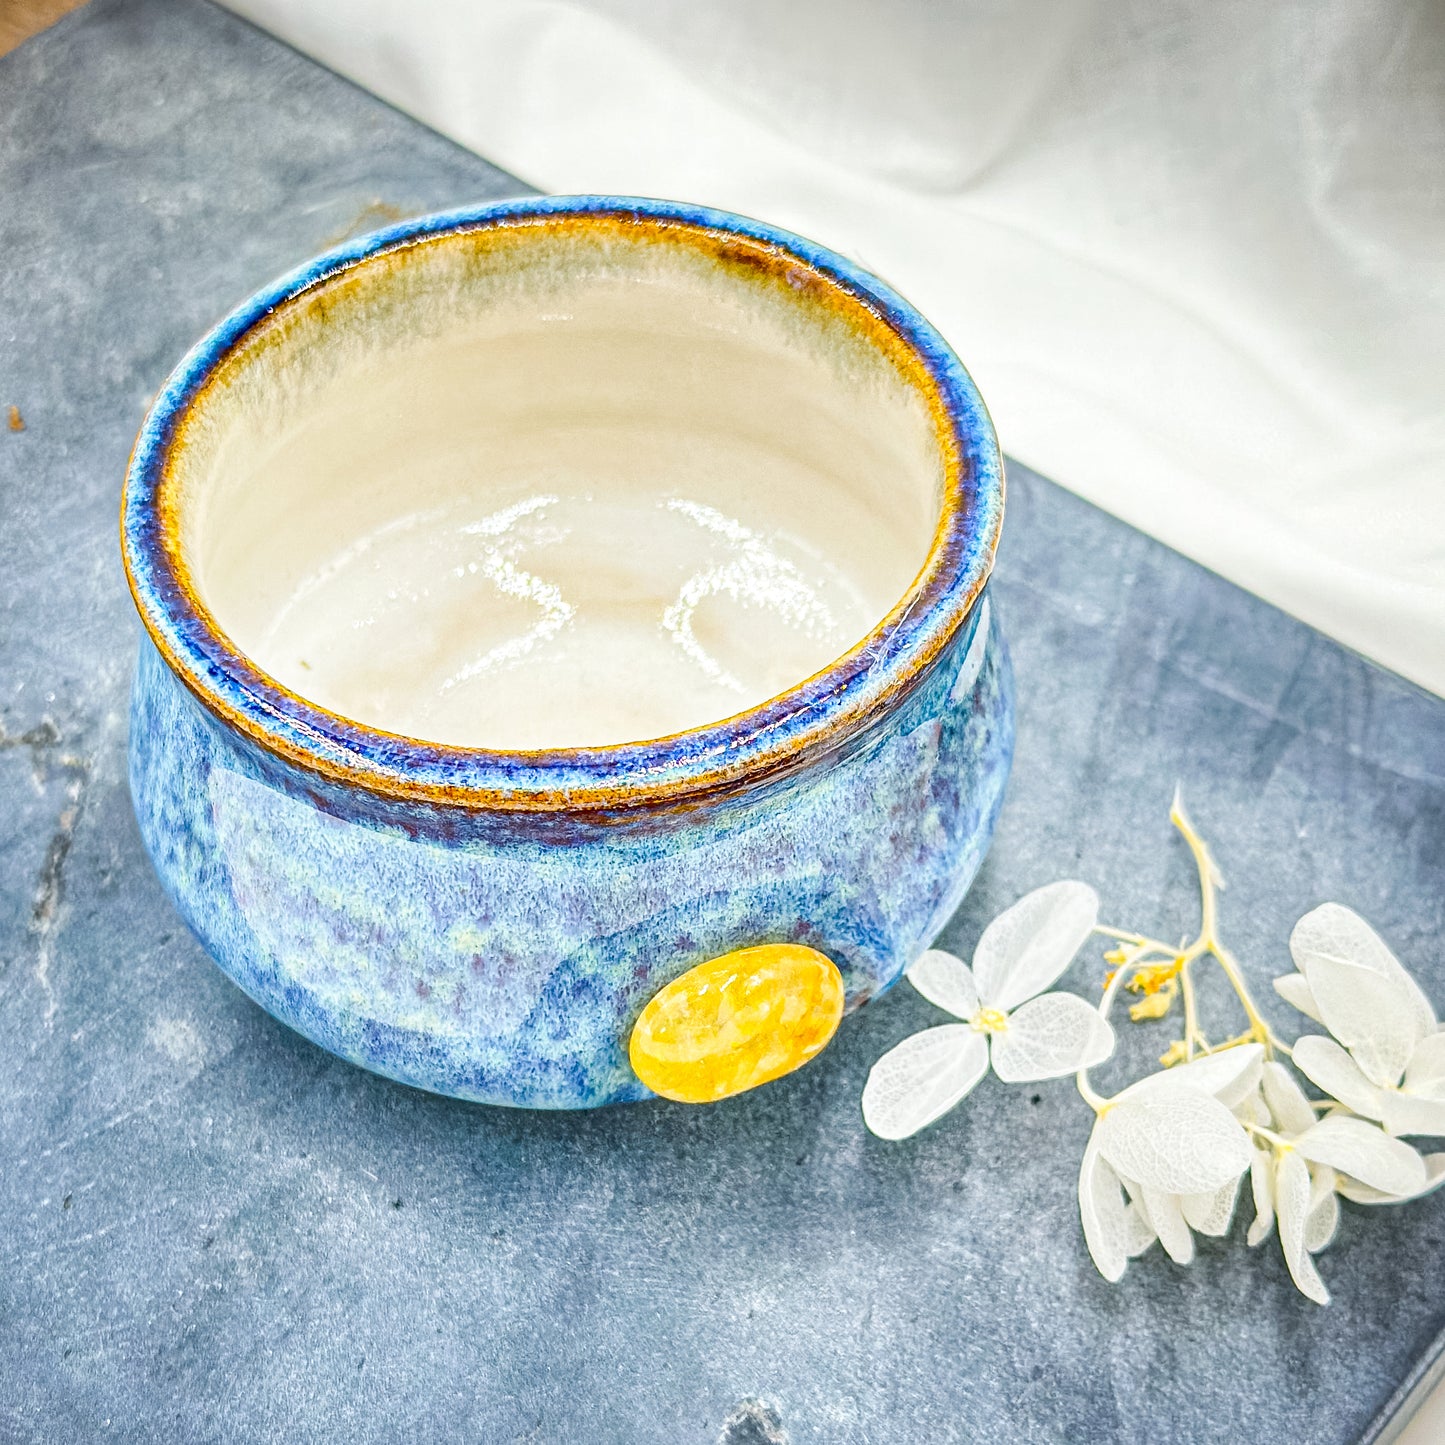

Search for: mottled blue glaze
xmin=129 ymin=595 xmax=1011 ymax=1107
xmin=123 ymin=197 xmax=1013 ymax=1108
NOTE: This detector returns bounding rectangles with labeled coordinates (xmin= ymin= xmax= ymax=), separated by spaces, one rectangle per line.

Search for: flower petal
xmin=1121 ymin=1043 xmax=1264 ymax=1111
xmin=972 ymin=881 xmax=1100 ymax=1012
xmin=1293 ymin=904 xmax=1438 ymax=1030
xmin=1337 ymin=1153 xmax=1445 ymax=1205
xmin=1295 ymin=1115 xmax=1428 ymax=1196
xmin=1260 ymin=1060 xmax=1318 ymax=1138
xmin=1247 ymin=1147 xmax=1276 ymax=1246
xmin=1123 ymin=1200 xmax=1157 ymax=1257
xmin=1308 ymin=1162 xmax=1338 ymax=1212
xmin=1306 ymin=1187 xmax=1340 ymax=1255
xmin=1181 ymin=1174 xmax=1241 ymax=1237
xmin=1140 ymin=1186 xmax=1194 ymax=1265
xmin=1379 ymin=1090 xmax=1445 ymax=1139
xmin=989 ymin=992 xmax=1115 ymax=1083
xmin=1273 ymin=972 xmax=1324 ymax=1024
xmin=862 ymin=1025 xmax=989 ymax=1140
xmin=1405 ymin=1032 xmax=1445 ymax=1100
xmin=1236 ymin=1088 xmax=1270 ymax=1128
xmin=1276 ymin=1150 xmax=1330 ymax=1305
xmin=1291 ymin=1036 xmax=1385 ymax=1120
xmin=1096 ymin=1088 xmax=1253 ymax=1195
xmin=1290 ymin=903 xmax=1432 ymax=1086
xmin=1078 ymin=1135 xmax=1134 ymax=1283
xmin=906 ymin=950 xmax=979 ymax=1021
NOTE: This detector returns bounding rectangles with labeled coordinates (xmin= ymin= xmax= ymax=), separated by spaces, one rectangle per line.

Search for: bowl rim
xmin=121 ymin=194 xmax=1004 ymax=816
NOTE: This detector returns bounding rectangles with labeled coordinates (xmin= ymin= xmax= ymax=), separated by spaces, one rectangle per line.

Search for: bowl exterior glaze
xmin=122 ymin=196 xmax=1012 ymax=1108
xmin=129 ymin=591 xmax=1011 ymax=1108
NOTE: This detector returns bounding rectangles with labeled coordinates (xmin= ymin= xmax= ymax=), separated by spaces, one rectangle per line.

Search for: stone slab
xmin=3 ymin=2 xmax=1444 ymax=1439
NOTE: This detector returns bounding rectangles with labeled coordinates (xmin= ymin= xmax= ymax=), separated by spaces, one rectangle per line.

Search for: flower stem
xmin=1171 ymin=792 xmax=1220 ymax=940
xmin=1077 ymin=795 xmax=1295 ymax=1108
xmin=1093 ymin=925 xmax=1151 ymax=946
xmin=1245 ymin=1121 xmax=1292 ymax=1151
xmin=1077 ymin=946 xmax=1167 ymax=1111
xmin=1077 ymin=1073 xmax=1110 ymax=1114
xmin=1169 ymin=795 xmax=1290 ymax=1060
xmin=1212 ymin=940 xmax=1291 ymax=1057
xmin=1180 ymin=959 xmax=1203 ymax=1060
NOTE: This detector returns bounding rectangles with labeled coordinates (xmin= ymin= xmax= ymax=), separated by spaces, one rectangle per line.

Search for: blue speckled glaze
xmin=129 ymin=595 xmax=1011 ymax=1107
xmin=122 ymin=196 xmax=1013 ymax=1108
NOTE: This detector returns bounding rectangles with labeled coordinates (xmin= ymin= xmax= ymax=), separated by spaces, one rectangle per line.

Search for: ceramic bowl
xmin=121 ymin=196 xmax=1012 ymax=1108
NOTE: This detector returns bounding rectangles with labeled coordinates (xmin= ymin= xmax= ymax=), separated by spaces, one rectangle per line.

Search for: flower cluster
xmin=862 ymin=797 xmax=1445 ymax=1304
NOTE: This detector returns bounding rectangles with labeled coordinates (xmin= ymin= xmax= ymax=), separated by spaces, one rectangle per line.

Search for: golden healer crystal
xmin=628 ymin=944 xmax=846 ymax=1103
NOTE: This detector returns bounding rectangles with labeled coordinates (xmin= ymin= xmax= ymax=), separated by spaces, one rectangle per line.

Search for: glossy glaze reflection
xmin=186 ymin=227 xmax=940 ymax=751
xmin=252 ymin=490 xmax=886 ymax=750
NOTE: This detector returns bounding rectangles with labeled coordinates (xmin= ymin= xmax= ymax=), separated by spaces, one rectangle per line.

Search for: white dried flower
xmin=1335 ymin=1154 xmax=1445 ymax=1205
xmin=860 ymin=797 xmax=1445 ymax=1311
xmin=862 ymin=882 xmax=1114 ymax=1140
xmin=1079 ymin=1045 xmax=1261 ymax=1280
xmin=1275 ymin=904 xmax=1445 ymax=1137
xmin=1245 ymin=1060 xmax=1429 ymax=1305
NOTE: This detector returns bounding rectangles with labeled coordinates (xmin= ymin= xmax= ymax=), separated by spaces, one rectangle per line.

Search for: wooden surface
xmin=0 ymin=0 xmax=86 ymax=56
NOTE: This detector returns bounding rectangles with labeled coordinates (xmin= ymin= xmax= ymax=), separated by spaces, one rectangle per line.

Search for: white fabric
xmin=221 ymin=0 xmax=1445 ymax=695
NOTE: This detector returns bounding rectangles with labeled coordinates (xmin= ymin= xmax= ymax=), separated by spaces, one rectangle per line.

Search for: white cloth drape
xmin=222 ymin=0 xmax=1445 ymax=698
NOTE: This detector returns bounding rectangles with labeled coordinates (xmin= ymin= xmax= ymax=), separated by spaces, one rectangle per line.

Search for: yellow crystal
xmin=629 ymin=944 xmax=845 ymax=1103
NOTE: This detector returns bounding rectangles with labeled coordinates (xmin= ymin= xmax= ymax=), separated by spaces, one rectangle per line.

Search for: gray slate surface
xmin=3 ymin=1 xmax=1444 ymax=1440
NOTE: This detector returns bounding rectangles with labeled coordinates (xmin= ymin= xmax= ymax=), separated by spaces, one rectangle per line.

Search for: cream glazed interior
xmin=173 ymin=219 xmax=945 ymax=750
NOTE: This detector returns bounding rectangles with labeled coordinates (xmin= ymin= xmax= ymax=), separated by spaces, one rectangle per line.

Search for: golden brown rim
xmin=121 ymin=196 xmax=1003 ymax=815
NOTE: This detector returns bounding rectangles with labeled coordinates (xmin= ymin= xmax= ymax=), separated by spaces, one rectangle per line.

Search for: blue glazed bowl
xmin=121 ymin=196 xmax=1012 ymax=1108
